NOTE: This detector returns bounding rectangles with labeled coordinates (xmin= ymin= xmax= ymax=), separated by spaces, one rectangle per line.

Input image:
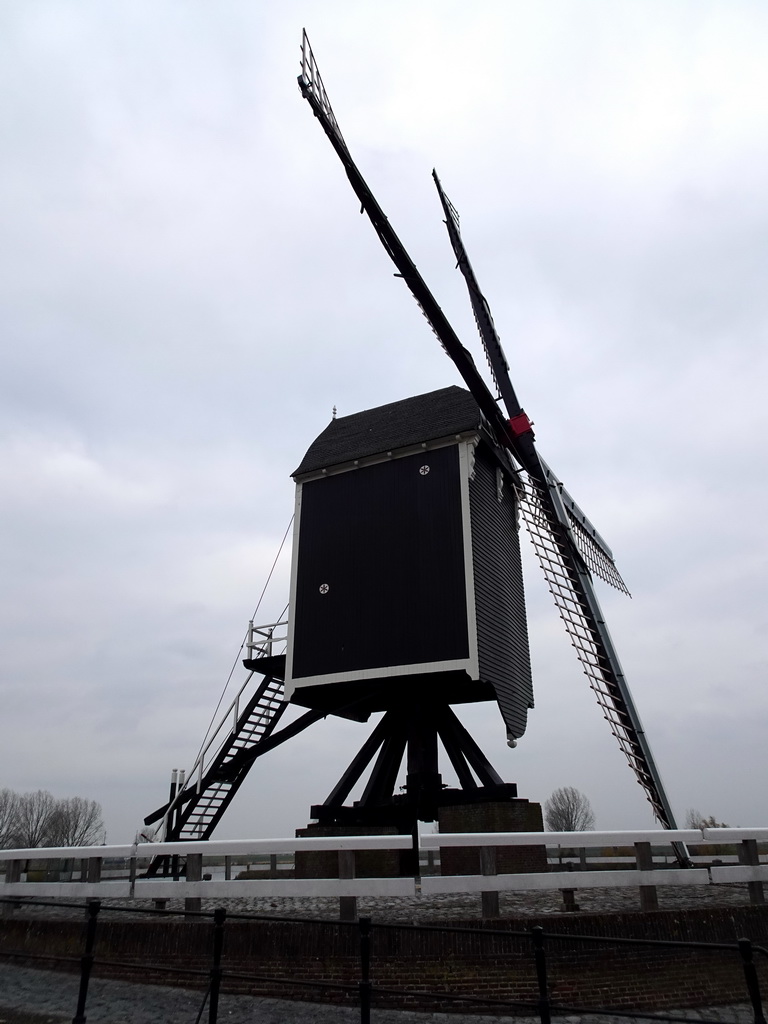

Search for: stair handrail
xmin=156 ymin=620 xmax=288 ymax=838
xmin=245 ymin=618 xmax=288 ymax=659
xmin=186 ymin=619 xmax=287 ymax=787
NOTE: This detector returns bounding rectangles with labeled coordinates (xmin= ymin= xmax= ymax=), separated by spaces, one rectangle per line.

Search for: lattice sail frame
xmin=433 ymin=168 xmax=673 ymax=824
xmin=433 ymin=172 xmax=512 ymax=400
xmin=299 ymin=30 xmax=347 ymax=151
xmin=567 ymin=513 xmax=630 ymax=594
xmin=433 ymin=171 xmax=630 ymax=598
xmin=519 ymin=476 xmax=670 ymax=824
xmin=437 ymin=175 xmax=678 ymax=827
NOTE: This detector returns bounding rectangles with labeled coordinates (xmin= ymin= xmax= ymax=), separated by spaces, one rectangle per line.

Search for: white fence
xmin=1 ymin=828 xmax=766 ymax=905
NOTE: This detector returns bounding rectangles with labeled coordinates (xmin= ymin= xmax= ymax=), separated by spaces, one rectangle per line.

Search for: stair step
xmin=172 ymin=676 xmax=287 ymax=840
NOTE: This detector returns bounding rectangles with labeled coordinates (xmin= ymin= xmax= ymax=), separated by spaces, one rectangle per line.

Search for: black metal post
xmin=72 ymin=899 xmax=100 ymax=1024
xmin=358 ymin=915 xmax=372 ymax=1024
xmin=531 ymin=926 xmax=551 ymax=1024
xmin=208 ymin=907 xmax=227 ymax=1024
xmin=738 ymin=938 xmax=767 ymax=1024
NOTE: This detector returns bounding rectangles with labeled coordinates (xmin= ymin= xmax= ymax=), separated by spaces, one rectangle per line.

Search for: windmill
xmin=145 ymin=33 xmax=682 ymax=856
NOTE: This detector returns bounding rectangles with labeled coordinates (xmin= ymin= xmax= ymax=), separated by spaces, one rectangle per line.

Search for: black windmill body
xmin=282 ymin=386 xmax=534 ymax=824
xmin=287 ymin=387 xmax=532 ymax=734
xmin=145 ymin=34 xmax=684 ymax=857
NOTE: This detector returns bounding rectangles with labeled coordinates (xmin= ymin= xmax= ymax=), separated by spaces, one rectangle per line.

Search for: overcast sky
xmin=1 ymin=1 xmax=767 ymax=844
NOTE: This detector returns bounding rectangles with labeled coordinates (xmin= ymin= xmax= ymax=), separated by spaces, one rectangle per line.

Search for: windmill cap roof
xmin=293 ymin=385 xmax=483 ymax=477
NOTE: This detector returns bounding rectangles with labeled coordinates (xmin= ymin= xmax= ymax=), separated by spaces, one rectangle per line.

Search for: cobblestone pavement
xmin=3 ymin=880 xmax=759 ymax=922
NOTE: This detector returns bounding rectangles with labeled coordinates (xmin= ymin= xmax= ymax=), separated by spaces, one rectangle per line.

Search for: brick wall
xmin=2 ymin=905 xmax=767 ymax=1012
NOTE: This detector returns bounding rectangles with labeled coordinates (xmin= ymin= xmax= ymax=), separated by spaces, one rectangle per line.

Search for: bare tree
xmin=1 ymin=789 xmax=105 ymax=848
xmin=0 ymin=788 xmax=20 ymax=848
xmin=47 ymin=797 xmax=105 ymax=847
xmin=685 ymin=808 xmax=730 ymax=829
xmin=544 ymin=786 xmax=596 ymax=831
xmin=10 ymin=790 xmax=57 ymax=847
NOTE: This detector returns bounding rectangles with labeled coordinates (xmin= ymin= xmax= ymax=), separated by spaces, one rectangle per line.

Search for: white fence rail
xmin=1 ymin=828 xmax=766 ymax=908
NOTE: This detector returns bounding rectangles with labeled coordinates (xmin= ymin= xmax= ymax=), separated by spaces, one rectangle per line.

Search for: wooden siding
xmin=468 ymin=444 xmax=534 ymax=740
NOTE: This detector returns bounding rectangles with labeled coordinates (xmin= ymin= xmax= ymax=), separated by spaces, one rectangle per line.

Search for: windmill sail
xmin=298 ymin=32 xmax=682 ymax=842
xmin=431 ymin=173 xmax=522 ymax=417
xmin=432 ymin=172 xmax=629 ymax=596
xmin=299 ymin=33 xmax=514 ymax=447
xmin=538 ymin=457 xmax=630 ymax=594
xmin=432 ymin=175 xmax=681 ymax=833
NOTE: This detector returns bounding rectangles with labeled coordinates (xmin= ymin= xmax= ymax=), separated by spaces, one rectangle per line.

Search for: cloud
xmin=0 ymin=1 xmax=765 ymax=843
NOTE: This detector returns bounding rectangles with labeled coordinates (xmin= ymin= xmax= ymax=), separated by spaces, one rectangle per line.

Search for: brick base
xmin=438 ymin=799 xmax=548 ymax=874
xmin=294 ymin=823 xmax=409 ymax=878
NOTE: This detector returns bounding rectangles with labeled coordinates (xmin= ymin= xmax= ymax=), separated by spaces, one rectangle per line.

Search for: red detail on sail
xmin=508 ymin=412 xmax=534 ymax=438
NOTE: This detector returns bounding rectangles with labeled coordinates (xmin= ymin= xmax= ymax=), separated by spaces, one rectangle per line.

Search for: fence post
xmin=559 ymin=887 xmax=580 ymax=913
xmin=358 ymin=915 xmax=372 ymax=1024
xmin=186 ymin=853 xmax=203 ymax=916
xmin=2 ymin=860 xmax=22 ymax=918
xmin=208 ymin=907 xmax=226 ymax=1024
xmin=480 ymin=846 xmax=500 ymax=919
xmin=4 ymin=859 xmax=21 ymax=883
xmin=737 ymin=938 xmax=767 ymax=1024
xmin=634 ymin=842 xmax=658 ymax=911
xmin=739 ymin=840 xmax=765 ymax=906
xmin=72 ymin=898 xmax=100 ymax=1024
xmin=83 ymin=857 xmax=103 ymax=919
xmin=339 ymin=849 xmax=357 ymax=922
xmin=531 ymin=926 xmax=551 ymax=1024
